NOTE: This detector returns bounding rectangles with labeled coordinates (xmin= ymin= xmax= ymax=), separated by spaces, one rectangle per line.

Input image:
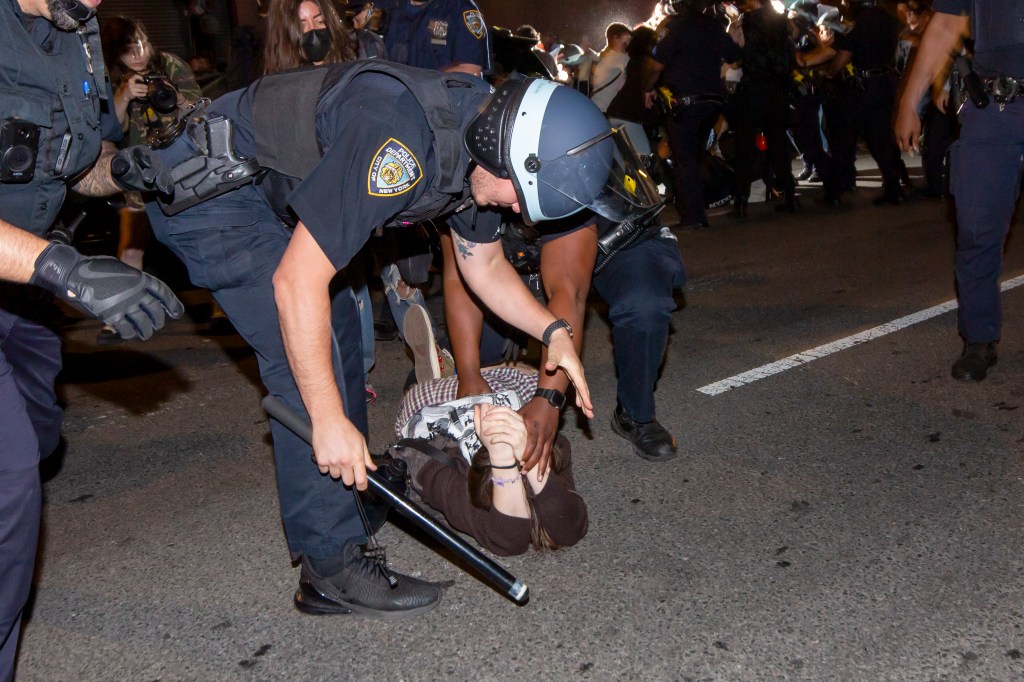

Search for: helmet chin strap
xmin=56 ymin=0 xmax=95 ymax=23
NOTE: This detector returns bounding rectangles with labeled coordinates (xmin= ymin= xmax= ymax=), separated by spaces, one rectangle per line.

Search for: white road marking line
xmin=696 ymin=274 xmax=1024 ymax=396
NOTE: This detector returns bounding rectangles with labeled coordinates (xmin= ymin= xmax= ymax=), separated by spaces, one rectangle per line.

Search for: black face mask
xmin=301 ymin=28 xmax=332 ymax=63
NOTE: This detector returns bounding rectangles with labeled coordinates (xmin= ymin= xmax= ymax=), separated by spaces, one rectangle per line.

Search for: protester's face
xmin=120 ymin=37 xmax=151 ymax=73
xmin=298 ymin=1 xmax=326 ymax=33
xmin=469 ymin=166 xmax=520 ymax=214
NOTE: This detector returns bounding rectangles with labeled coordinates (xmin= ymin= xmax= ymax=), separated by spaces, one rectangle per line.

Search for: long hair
xmin=101 ymin=16 xmax=162 ymax=85
xmin=467 ymin=438 xmax=571 ymax=551
xmin=263 ymin=0 xmax=356 ymax=74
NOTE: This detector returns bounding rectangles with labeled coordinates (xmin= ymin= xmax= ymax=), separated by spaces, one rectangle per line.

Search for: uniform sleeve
xmin=445 ymin=0 xmax=490 ymax=70
xmin=651 ymin=24 xmax=680 ymax=66
xmin=446 ymin=203 xmax=502 ymax=244
xmin=931 ymin=0 xmax=968 ymax=15
xmin=288 ymin=92 xmax=433 ymax=270
xmin=100 ymin=78 xmax=124 ymax=142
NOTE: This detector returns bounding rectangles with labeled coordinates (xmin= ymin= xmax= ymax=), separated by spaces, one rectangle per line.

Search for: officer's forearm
xmin=443 ymin=63 xmax=482 ymax=78
xmin=274 ymin=225 xmax=348 ymax=429
xmin=440 ymin=231 xmax=485 ymax=378
xmin=72 ymin=141 xmax=121 ymax=197
xmin=0 ymin=220 xmax=49 ymax=284
xmin=450 ymin=233 xmax=556 ymax=342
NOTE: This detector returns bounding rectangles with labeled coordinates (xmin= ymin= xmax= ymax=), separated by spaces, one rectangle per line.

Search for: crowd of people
xmin=0 ymin=0 xmax=1014 ymax=677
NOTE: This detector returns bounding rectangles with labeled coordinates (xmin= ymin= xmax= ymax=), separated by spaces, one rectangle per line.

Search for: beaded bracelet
xmin=490 ymin=474 xmax=523 ymax=486
xmin=490 ymin=461 xmax=520 ymax=470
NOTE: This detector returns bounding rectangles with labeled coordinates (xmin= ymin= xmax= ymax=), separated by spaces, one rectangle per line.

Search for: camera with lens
xmin=0 ymin=118 xmax=40 ymax=184
xmin=141 ymin=74 xmax=179 ymax=114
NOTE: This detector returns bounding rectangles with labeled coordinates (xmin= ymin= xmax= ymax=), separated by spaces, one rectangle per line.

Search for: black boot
xmin=295 ymin=542 xmax=445 ymax=617
xmin=775 ymin=186 xmax=798 ymax=213
xmin=951 ymin=342 xmax=998 ymax=381
xmin=610 ymin=405 xmax=677 ymax=462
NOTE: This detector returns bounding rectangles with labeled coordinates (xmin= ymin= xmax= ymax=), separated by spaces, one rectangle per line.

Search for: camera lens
xmin=5 ymin=145 xmax=33 ymax=172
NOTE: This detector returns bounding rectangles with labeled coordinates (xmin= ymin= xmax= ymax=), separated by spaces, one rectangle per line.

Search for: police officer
xmin=646 ymin=0 xmax=740 ymax=228
xmin=1 ymin=0 xmax=183 ymax=677
xmin=895 ymin=3 xmax=1015 ymax=380
xmin=379 ymin=0 xmax=490 ymax=76
xmin=830 ymin=0 xmax=907 ymax=205
xmin=117 ymin=66 xmax=635 ymax=615
xmin=729 ymin=0 xmax=799 ymax=217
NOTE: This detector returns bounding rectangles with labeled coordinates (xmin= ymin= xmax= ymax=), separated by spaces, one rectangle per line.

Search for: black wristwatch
xmin=533 ymin=388 xmax=566 ymax=410
xmin=542 ymin=318 xmax=573 ymax=347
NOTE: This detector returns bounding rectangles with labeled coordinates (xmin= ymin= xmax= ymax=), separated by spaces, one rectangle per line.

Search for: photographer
xmin=98 ymin=17 xmax=201 ymax=339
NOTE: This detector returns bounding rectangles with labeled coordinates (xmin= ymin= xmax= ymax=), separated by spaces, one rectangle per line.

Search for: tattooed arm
xmin=450 ymin=232 xmax=593 ymax=417
xmin=71 ymin=141 xmax=122 ymax=197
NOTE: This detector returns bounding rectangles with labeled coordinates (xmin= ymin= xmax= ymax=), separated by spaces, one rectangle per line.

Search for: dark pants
xmin=949 ymin=99 xmax=1024 ymax=344
xmin=147 ymin=185 xmax=369 ymax=561
xmin=592 ymin=233 xmax=686 ymax=423
xmin=665 ymin=100 xmax=720 ymax=225
xmin=789 ymin=88 xmax=838 ymax=201
xmin=731 ymin=81 xmax=795 ymax=202
xmin=835 ymin=74 xmax=903 ymax=198
xmin=823 ymin=80 xmax=858 ymax=191
xmin=0 ymin=297 xmax=62 ymax=682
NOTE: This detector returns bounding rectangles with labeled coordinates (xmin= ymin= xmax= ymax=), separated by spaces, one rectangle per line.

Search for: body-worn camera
xmin=0 ymin=118 xmax=40 ymax=183
xmin=142 ymin=74 xmax=179 ymax=114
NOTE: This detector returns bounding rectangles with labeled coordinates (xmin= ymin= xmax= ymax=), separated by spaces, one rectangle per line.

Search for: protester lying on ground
xmin=391 ymin=370 xmax=588 ymax=556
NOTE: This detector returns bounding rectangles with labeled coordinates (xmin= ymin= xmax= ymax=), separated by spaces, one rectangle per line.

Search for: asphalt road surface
xmin=16 ymin=159 xmax=1024 ymax=681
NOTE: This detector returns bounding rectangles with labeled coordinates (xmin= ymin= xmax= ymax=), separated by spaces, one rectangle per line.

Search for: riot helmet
xmin=465 ymin=77 xmax=661 ymax=226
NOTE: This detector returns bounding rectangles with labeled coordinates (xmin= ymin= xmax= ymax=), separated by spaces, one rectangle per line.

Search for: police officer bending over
xmin=115 ymin=63 xmax=651 ymax=617
xmin=896 ymin=2 xmax=1018 ymax=381
xmin=1 ymin=0 xmax=183 ymax=678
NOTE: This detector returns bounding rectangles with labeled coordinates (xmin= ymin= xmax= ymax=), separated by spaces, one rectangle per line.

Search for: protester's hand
xmin=30 ymin=243 xmax=184 ymax=340
xmin=311 ymin=416 xmax=376 ymax=489
xmin=934 ymin=87 xmax=949 ymax=114
xmin=476 ymin=403 xmax=527 ymax=464
xmin=518 ymin=398 xmax=559 ymax=480
xmin=894 ymin=98 xmax=922 ymax=153
xmin=544 ymin=331 xmax=594 ymax=418
xmin=644 ymin=90 xmax=657 ymax=109
xmin=456 ymin=371 xmax=493 ymax=399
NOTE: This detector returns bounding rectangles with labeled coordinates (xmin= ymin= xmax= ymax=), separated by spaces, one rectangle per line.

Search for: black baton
xmin=261 ymin=395 xmax=529 ymax=605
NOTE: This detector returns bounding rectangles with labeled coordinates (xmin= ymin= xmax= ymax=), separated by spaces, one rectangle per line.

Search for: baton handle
xmin=261 ymin=395 xmax=529 ymax=605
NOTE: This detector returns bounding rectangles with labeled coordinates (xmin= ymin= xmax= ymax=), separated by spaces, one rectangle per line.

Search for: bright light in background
xmin=771 ymin=0 xmax=787 ymax=12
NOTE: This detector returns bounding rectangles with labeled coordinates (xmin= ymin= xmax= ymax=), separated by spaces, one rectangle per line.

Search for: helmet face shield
xmin=530 ymin=126 xmax=662 ymax=226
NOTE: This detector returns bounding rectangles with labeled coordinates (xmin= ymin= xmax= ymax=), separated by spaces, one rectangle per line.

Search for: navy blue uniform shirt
xmin=210 ymin=71 xmax=502 ymax=271
xmin=833 ymin=6 xmax=902 ymax=70
xmin=381 ymin=0 xmax=491 ymax=73
xmin=0 ymin=1 xmax=120 ymax=235
xmin=652 ymin=9 xmax=740 ymax=97
xmin=933 ymin=0 xmax=1024 ymax=78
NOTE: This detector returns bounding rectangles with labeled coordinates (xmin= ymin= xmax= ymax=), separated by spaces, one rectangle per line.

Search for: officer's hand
xmin=30 ymin=243 xmax=184 ymax=340
xmin=894 ymin=98 xmax=922 ymax=153
xmin=544 ymin=331 xmax=594 ymax=418
xmin=518 ymin=398 xmax=559 ymax=479
xmin=111 ymin=145 xmax=173 ymax=195
xmin=456 ymin=371 xmax=493 ymax=399
xmin=311 ymin=417 xmax=377 ymax=489
xmin=934 ymin=88 xmax=949 ymax=114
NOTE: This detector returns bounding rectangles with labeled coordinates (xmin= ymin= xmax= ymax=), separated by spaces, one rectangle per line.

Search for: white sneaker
xmin=403 ymin=304 xmax=441 ymax=384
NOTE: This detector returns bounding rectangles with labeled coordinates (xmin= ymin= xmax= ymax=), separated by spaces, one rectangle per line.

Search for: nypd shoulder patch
xmin=463 ymin=10 xmax=485 ymax=40
xmin=368 ymin=138 xmax=422 ymax=197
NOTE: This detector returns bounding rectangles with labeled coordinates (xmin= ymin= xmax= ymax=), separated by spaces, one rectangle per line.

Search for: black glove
xmin=110 ymin=145 xmax=173 ymax=195
xmin=30 ymin=243 xmax=184 ymax=340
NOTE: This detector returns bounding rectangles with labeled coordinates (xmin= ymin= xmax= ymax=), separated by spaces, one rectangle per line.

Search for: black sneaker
xmin=294 ymin=543 xmax=444 ymax=618
xmin=610 ymin=406 xmax=677 ymax=462
xmin=951 ymin=342 xmax=998 ymax=381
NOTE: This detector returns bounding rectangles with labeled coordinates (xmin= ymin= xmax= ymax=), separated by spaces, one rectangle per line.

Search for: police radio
xmin=0 ymin=118 xmax=41 ymax=184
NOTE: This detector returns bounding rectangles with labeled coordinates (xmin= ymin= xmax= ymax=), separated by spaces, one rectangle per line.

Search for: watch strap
xmin=534 ymin=388 xmax=566 ymax=410
xmin=542 ymin=318 xmax=573 ymax=346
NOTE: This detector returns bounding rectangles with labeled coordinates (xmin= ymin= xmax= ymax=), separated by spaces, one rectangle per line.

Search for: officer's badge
xmin=368 ymin=138 xmax=422 ymax=196
xmin=429 ymin=19 xmax=449 ymax=45
xmin=463 ymin=10 xmax=485 ymax=39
